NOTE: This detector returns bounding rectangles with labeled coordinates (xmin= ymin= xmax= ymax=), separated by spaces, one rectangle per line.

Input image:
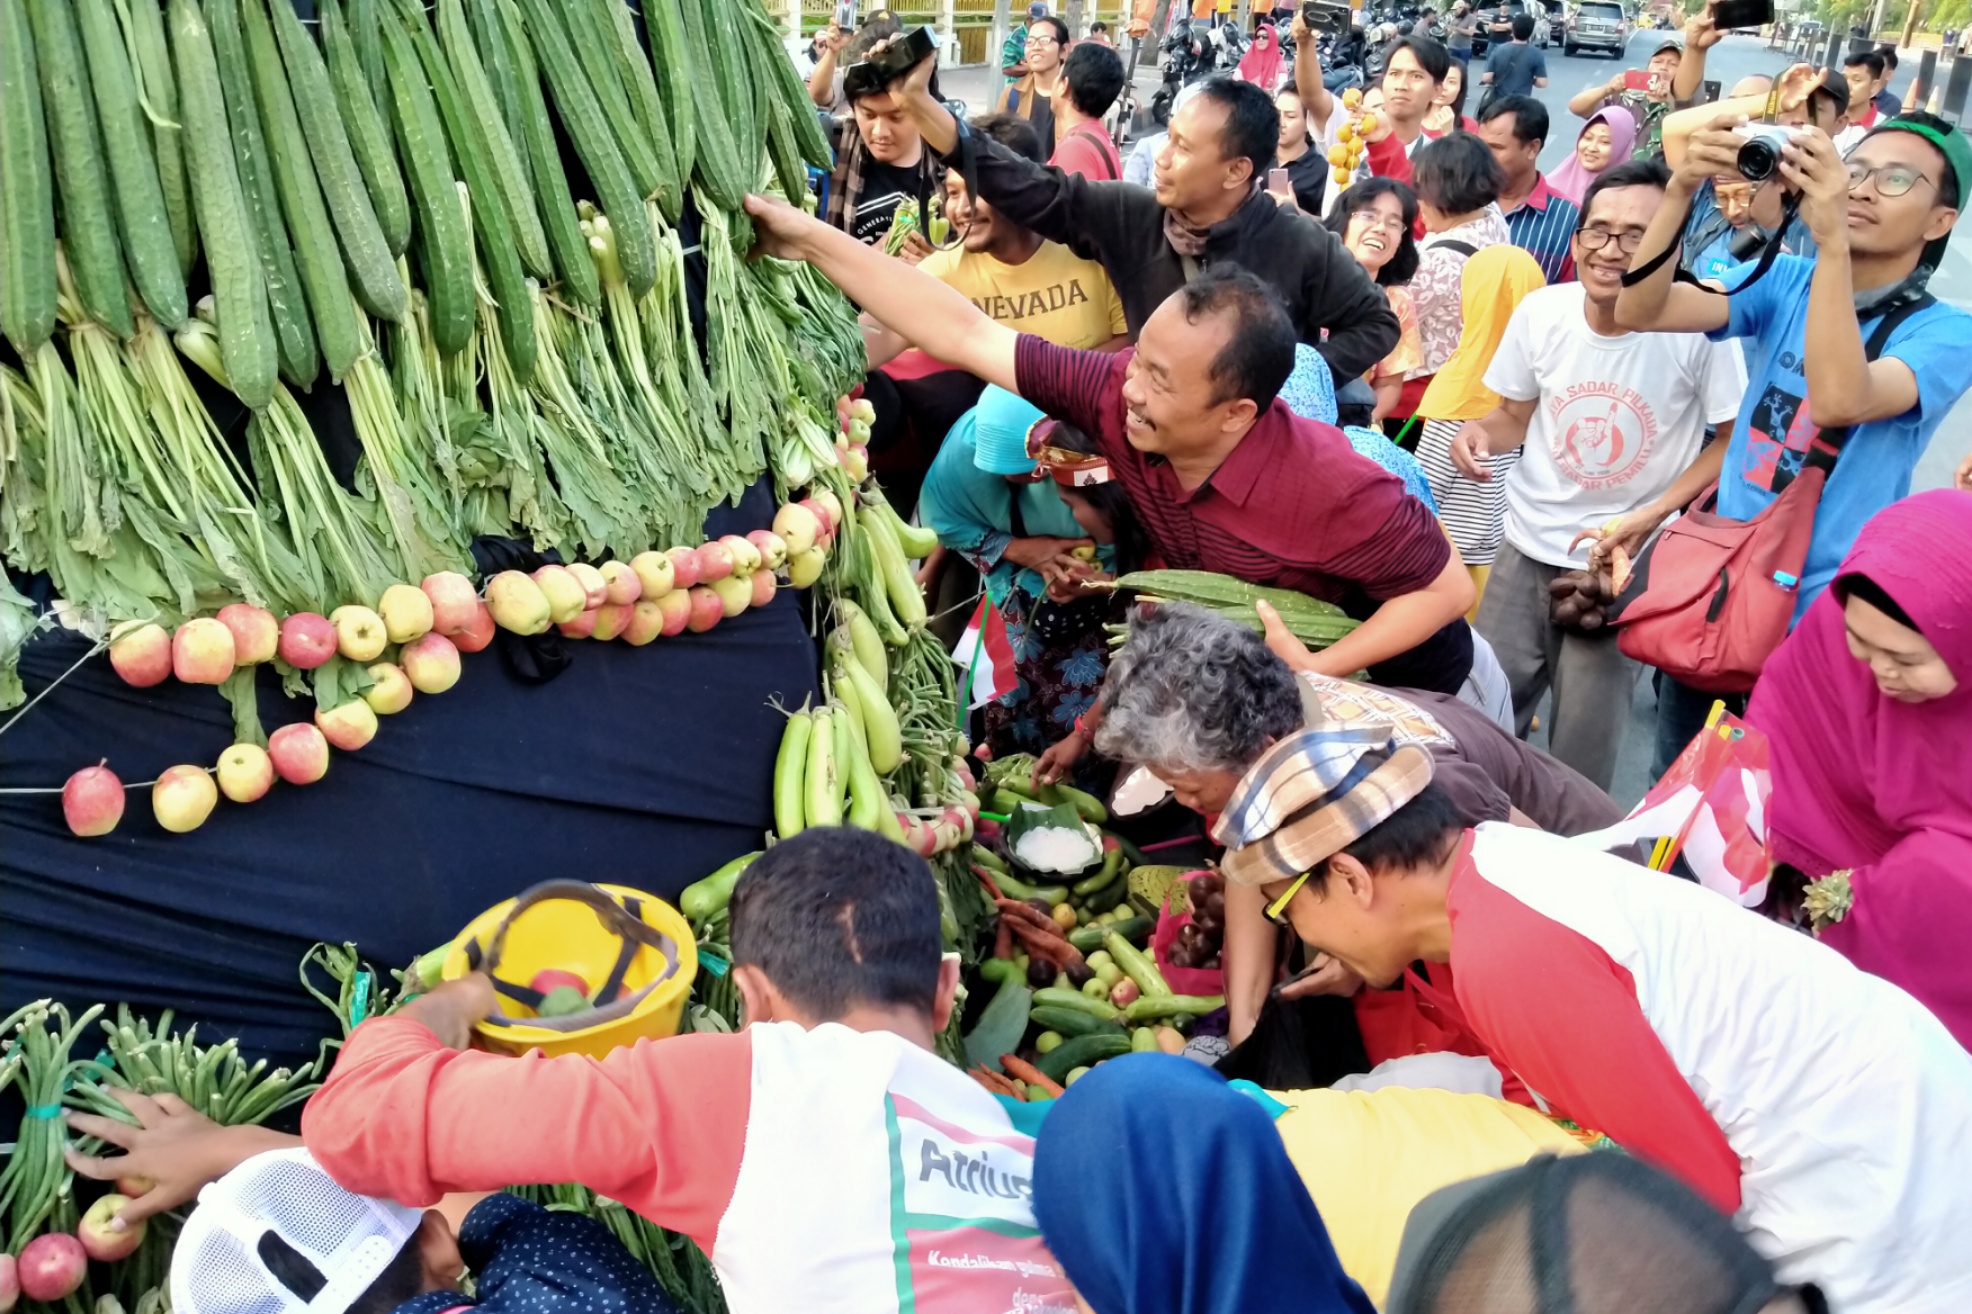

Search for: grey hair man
xmin=1091 ymin=602 xmax=1620 ymax=1044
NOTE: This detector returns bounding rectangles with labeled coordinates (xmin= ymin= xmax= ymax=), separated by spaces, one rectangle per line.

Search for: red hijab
xmin=1746 ymin=490 xmax=1972 ymax=1048
xmin=1238 ymin=24 xmax=1283 ymax=92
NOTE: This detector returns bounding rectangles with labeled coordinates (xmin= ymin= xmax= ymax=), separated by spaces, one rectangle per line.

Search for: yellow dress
xmin=1266 ymin=1085 xmax=1587 ymax=1307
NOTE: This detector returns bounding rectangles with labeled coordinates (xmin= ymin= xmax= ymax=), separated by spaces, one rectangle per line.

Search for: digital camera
xmin=1734 ymin=124 xmax=1794 ymax=183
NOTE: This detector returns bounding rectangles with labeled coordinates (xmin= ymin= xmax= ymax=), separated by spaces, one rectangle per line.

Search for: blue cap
xmin=971 ymin=386 xmax=1047 ymax=476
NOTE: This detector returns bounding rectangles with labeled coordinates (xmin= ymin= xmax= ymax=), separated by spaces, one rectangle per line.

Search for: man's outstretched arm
xmin=746 ymin=194 xmax=1019 ymax=393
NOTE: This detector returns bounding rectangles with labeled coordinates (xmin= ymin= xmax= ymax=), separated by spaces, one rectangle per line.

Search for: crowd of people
xmin=93 ymin=6 xmax=1972 ymax=1314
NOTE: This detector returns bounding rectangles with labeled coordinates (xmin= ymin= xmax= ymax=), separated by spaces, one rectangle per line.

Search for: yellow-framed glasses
xmin=1263 ymin=871 xmax=1311 ymax=926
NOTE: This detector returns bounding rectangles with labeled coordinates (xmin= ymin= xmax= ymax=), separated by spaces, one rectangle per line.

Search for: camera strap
xmin=1620 ymin=190 xmax=1799 ymax=297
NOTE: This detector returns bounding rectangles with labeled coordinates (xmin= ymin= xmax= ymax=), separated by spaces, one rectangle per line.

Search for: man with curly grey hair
xmin=1093 ymin=602 xmax=1619 ymax=1044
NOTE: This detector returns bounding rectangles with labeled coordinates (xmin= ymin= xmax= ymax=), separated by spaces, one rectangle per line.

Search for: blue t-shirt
xmin=1483 ymin=42 xmax=1547 ymax=99
xmin=1709 ymin=254 xmax=1972 ymax=621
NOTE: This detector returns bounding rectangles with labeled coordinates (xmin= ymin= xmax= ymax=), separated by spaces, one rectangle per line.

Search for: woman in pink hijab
xmin=1545 ymin=105 xmax=1636 ymax=206
xmin=1747 ymin=490 xmax=1972 ymax=1049
xmin=1237 ymin=22 xmax=1284 ymax=92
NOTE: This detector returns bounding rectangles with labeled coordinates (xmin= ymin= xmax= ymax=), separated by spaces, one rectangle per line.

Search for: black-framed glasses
xmin=1349 ymin=209 xmax=1409 ymax=233
xmin=1846 ymin=162 xmax=1936 ymax=198
xmin=1576 ymin=226 xmax=1647 ymax=253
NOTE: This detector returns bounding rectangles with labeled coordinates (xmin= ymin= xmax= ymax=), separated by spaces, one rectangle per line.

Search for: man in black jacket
xmin=865 ymin=43 xmax=1401 ymax=381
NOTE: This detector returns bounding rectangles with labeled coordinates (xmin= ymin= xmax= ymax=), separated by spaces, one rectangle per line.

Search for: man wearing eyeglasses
xmin=1445 ymin=159 xmax=1745 ymax=792
xmin=994 ymin=14 xmax=1068 ymax=153
xmin=1615 ymin=110 xmax=1971 ymax=774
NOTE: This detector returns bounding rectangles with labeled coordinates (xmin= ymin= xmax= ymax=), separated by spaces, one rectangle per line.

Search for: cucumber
xmin=434 ymin=0 xmax=550 ymax=278
xmin=1044 ymin=780 xmax=1109 ymax=825
xmin=318 ymin=0 xmax=412 ymax=256
xmin=971 ymin=843 xmax=1009 ymax=874
xmin=600 ymin=0 xmax=681 ymax=218
xmin=349 ymin=0 xmax=385 ymax=105
xmin=512 ymin=0 xmax=654 ymax=294
xmin=205 ymin=0 xmax=317 ymax=390
xmin=1106 ymin=929 xmax=1174 ymax=999
xmin=679 ymin=851 xmax=760 ymax=923
xmin=1030 ymin=986 xmax=1119 ymax=1021
xmin=0 ymin=0 xmax=57 ymax=357
xmin=1035 ymin=1032 xmax=1131 ymax=1083
xmin=168 ymin=0 xmax=275 ymax=406
xmin=377 ymin=5 xmax=472 ymax=355
xmin=558 ymin=0 xmax=669 ymax=207
xmin=26 ymin=0 xmax=133 ymax=336
xmin=1028 ymin=1006 xmax=1126 ymax=1040
xmin=493 ymin=0 xmax=597 ymax=307
xmin=641 ymin=0 xmax=693 ymax=185
xmin=1073 ymin=846 xmax=1126 ymax=897
xmin=1122 ymin=994 xmax=1227 ymax=1024
xmin=240 ymin=0 xmax=362 ymax=379
xmin=1069 ymin=914 xmax=1151 ymax=954
xmin=992 ymin=870 xmax=1068 ymax=907
xmin=466 ymin=0 xmax=520 ymax=143
xmin=123 ymin=0 xmax=198 ymax=276
xmin=268 ymin=0 xmax=406 ymax=320
xmin=408 ymin=0 xmax=536 ymax=380
xmin=76 ymin=0 xmax=186 ymax=328
xmin=675 ymin=0 xmax=744 ymax=211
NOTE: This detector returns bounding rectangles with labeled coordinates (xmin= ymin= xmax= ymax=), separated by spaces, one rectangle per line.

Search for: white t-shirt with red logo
xmin=1484 ymin=282 xmax=1746 ymax=567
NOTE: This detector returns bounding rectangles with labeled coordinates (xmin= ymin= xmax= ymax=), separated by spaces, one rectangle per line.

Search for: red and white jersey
xmin=304 ymin=1017 xmax=1078 ymax=1314
xmin=1443 ymin=823 xmax=1972 ymax=1313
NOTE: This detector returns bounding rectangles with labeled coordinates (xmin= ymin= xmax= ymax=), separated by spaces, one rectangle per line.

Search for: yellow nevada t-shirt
xmin=918 ymin=241 xmax=1128 ymax=351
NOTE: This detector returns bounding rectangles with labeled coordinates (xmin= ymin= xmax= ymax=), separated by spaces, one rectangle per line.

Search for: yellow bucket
xmin=441 ymin=880 xmax=698 ymax=1060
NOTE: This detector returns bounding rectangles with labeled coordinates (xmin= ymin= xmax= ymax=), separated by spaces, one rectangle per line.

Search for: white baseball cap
xmin=171 ymin=1148 xmax=424 ymax=1314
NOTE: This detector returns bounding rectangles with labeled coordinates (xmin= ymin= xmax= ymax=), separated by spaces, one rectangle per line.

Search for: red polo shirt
xmin=1014 ymin=335 xmax=1473 ymax=694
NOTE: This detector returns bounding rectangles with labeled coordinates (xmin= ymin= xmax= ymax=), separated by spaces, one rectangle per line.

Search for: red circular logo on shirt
xmin=1546 ymin=386 xmax=1658 ymax=491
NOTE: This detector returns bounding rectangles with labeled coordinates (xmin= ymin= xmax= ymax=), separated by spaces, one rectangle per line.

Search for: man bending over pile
xmin=297 ymin=828 xmax=1073 ymax=1314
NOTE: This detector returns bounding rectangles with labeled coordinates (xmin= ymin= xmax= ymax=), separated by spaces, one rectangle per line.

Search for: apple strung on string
xmin=315 ymin=700 xmax=379 ymax=752
xmin=109 ymin=622 xmax=172 ymax=688
xmin=452 ymin=602 xmax=497 ymax=652
xmin=421 ymin=571 xmax=480 ymax=636
xmin=599 ymin=560 xmax=642 ymax=606
xmin=63 ymin=763 xmax=125 ymax=837
xmin=152 ymin=765 xmax=219 ymax=833
xmin=532 ymin=565 xmax=588 ymax=624
xmin=401 ymin=633 xmax=462 ymax=693
xmin=629 ymin=550 xmax=675 ymax=601
xmin=268 ymin=723 xmax=330 ymax=785
xmin=566 ymin=563 xmax=608 ymax=610
xmin=216 ymin=603 xmax=280 ymax=665
xmin=486 ymin=572 xmax=552 ymax=635
xmin=216 ymin=743 xmax=275 ymax=803
xmin=330 ymin=605 xmax=388 ymax=663
xmin=279 ymin=613 xmax=338 ymax=670
xmin=379 ymin=583 xmax=435 ymax=644
xmin=364 ymin=663 xmax=414 ymax=715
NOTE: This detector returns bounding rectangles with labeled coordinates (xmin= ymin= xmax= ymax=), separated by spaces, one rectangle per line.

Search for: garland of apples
xmin=55 ymin=483 xmax=853 ymax=840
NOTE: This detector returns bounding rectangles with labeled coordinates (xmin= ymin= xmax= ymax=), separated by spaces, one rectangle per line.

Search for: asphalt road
xmin=944 ymin=33 xmax=1967 ymax=807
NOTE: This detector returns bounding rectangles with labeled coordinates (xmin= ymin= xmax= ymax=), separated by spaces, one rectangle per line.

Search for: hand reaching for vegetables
xmin=398 ymin=972 xmax=499 ymax=1051
xmin=743 ymin=192 xmax=827 ymax=262
xmin=1256 ymin=599 xmax=1318 ymax=673
xmin=1032 ymin=731 xmax=1091 ymax=789
xmin=67 ymin=1090 xmax=299 ymax=1228
xmin=1274 ymin=953 xmax=1365 ymax=1002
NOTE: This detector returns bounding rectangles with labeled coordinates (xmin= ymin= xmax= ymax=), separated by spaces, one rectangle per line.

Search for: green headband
xmin=1863 ymin=118 xmax=1972 ymax=210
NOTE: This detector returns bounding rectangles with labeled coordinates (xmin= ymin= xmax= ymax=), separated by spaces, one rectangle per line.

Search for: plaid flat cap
xmin=1211 ymin=722 xmax=1435 ymax=888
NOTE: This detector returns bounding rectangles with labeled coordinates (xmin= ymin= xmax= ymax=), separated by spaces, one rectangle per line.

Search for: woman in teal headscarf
xmin=920 ymin=387 xmax=1131 ymax=764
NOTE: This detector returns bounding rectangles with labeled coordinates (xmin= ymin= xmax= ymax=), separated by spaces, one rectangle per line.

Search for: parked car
xmin=1563 ymin=0 xmax=1628 ymax=55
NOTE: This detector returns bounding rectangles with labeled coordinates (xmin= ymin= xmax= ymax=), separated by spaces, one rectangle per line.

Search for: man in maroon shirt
xmin=744 ymin=192 xmax=1479 ymax=697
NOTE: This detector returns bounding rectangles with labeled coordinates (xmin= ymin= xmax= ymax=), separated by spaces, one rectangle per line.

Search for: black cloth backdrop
xmin=1 ymin=477 xmax=817 ymax=1065
xmin=0 ymin=1 xmax=824 ymax=1065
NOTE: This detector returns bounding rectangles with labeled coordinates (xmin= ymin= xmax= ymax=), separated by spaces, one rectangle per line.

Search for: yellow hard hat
xmin=442 ymin=880 xmax=699 ymax=1060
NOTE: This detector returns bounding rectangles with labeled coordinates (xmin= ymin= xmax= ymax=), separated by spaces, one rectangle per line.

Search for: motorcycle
xmin=1146 ymin=15 xmax=1247 ymax=129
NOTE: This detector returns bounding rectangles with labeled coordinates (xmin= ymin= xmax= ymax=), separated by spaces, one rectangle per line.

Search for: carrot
xmin=994 ymin=915 xmax=1015 ymax=961
xmin=973 ymin=863 xmax=1007 ymax=903
xmin=994 ymin=898 xmax=1059 ymax=932
xmin=977 ymin=1066 xmax=1028 ymax=1099
xmin=1000 ymin=1054 xmax=1066 ymax=1097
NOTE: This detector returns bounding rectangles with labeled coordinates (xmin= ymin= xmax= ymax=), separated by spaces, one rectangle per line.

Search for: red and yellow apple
xmin=216 ymin=743 xmax=275 ymax=803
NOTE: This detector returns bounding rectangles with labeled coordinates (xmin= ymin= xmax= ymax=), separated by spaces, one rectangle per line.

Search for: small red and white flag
xmin=950 ymin=595 xmax=1018 ymax=710
xmin=1571 ymin=710 xmax=1773 ymax=908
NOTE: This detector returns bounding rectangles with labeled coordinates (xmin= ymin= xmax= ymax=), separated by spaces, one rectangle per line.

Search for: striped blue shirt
xmin=1502 ymin=175 xmax=1577 ymax=286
